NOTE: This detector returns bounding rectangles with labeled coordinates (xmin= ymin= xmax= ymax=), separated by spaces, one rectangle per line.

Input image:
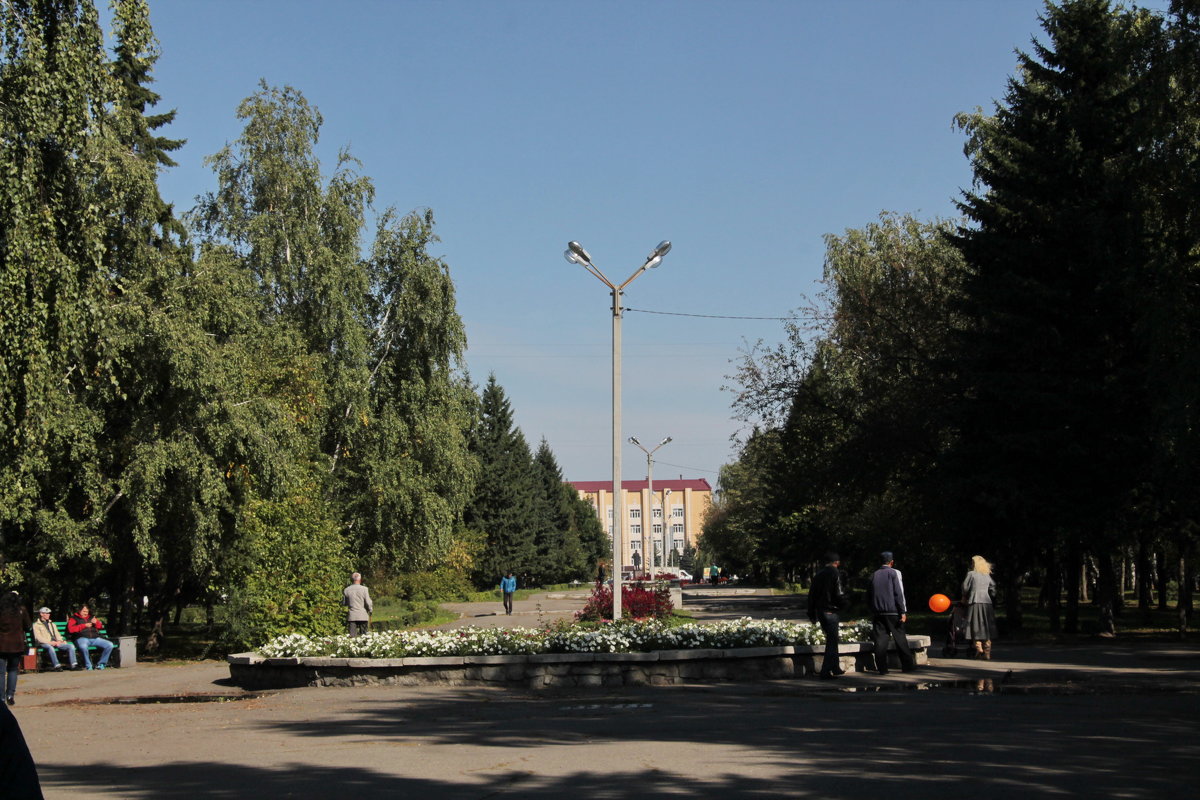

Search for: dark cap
xmin=880 ymin=551 xmax=894 ymax=564
xmin=824 ymin=551 xmax=840 ymax=564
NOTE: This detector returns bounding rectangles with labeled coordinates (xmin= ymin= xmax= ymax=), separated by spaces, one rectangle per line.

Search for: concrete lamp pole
xmin=565 ymin=240 xmax=672 ymax=620
xmin=629 ymin=436 xmax=671 ymax=579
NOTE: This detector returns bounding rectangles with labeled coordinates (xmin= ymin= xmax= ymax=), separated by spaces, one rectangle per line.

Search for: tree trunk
xmin=1044 ymin=549 xmax=1061 ymax=633
xmin=1156 ymin=550 xmax=1170 ymax=610
xmin=1182 ymin=553 xmax=1194 ymax=612
xmin=1136 ymin=535 xmax=1153 ymax=611
xmin=1179 ymin=553 xmax=1191 ymax=639
xmin=119 ymin=562 xmax=136 ymax=639
xmin=1065 ymin=545 xmax=1081 ymax=634
xmin=1004 ymin=569 xmax=1023 ymax=630
xmin=1095 ymin=550 xmax=1117 ymax=636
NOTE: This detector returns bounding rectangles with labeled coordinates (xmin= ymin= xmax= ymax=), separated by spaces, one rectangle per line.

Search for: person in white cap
xmin=32 ymin=608 xmax=77 ymax=671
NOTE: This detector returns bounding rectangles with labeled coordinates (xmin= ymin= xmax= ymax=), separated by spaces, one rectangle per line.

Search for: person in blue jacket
xmin=500 ymin=572 xmax=517 ymax=616
xmin=866 ymin=551 xmax=917 ymax=674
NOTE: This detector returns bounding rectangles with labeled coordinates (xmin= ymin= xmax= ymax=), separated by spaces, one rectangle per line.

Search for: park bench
xmin=23 ymin=620 xmax=121 ymax=671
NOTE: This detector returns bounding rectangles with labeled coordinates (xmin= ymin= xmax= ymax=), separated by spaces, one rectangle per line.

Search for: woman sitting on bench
xmin=68 ymin=604 xmax=114 ymax=670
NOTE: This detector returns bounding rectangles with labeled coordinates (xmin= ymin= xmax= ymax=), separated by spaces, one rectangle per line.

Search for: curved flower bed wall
xmin=258 ymin=617 xmax=876 ymax=659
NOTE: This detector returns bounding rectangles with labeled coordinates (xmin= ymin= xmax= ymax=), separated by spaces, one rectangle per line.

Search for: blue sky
xmin=134 ymin=0 xmax=1163 ymax=485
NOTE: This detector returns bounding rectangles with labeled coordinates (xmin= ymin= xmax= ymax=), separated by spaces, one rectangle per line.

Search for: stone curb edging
xmin=227 ymin=636 xmax=930 ymax=690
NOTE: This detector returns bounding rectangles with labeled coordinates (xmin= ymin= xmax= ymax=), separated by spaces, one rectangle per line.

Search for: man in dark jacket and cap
xmin=808 ymin=552 xmax=848 ymax=679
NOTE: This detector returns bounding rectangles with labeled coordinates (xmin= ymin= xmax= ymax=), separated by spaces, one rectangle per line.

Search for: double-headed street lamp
xmin=629 ymin=435 xmax=671 ymax=579
xmin=565 ymin=239 xmax=672 ymax=620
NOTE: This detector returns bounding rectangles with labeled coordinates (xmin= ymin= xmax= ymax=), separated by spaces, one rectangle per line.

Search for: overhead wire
xmin=625 ymin=307 xmax=797 ymax=321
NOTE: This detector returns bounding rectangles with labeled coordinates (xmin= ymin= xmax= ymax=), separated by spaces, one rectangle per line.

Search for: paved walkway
xmin=9 ymin=588 xmax=1200 ymax=799
xmin=435 ymin=584 xmax=795 ymax=630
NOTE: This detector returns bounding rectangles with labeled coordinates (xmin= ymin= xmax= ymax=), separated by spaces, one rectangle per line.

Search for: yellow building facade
xmin=569 ymin=478 xmax=712 ymax=573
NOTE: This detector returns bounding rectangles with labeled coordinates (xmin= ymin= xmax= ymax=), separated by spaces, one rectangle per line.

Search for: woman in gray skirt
xmin=961 ymin=555 xmax=998 ymax=659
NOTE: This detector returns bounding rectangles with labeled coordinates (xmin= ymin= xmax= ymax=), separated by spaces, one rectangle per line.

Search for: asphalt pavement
xmin=11 ymin=587 xmax=1200 ymax=799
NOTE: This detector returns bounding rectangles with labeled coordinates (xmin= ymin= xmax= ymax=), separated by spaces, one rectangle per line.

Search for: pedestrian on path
xmin=962 ymin=555 xmax=998 ymax=660
xmin=0 ymin=592 xmax=32 ymax=705
xmin=808 ymin=552 xmax=848 ymax=679
xmin=866 ymin=552 xmax=917 ymax=674
xmin=343 ymin=572 xmax=373 ymax=637
xmin=500 ymin=572 xmax=517 ymax=615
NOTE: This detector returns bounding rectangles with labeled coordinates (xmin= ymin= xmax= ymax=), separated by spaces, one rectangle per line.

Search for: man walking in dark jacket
xmin=808 ymin=552 xmax=848 ymax=679
xmin=866 ymin=551 xmax=916 ymax=674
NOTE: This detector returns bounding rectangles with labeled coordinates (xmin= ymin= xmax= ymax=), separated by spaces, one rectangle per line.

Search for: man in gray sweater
xmin=343 ymin=572 xmax=373 ymax=637
xmin=866 ymin=552 xmax=916 ymax=674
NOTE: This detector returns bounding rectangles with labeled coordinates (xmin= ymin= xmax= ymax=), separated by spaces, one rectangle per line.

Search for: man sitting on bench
xmin=32 ymin=607 xmax=78 ymax=671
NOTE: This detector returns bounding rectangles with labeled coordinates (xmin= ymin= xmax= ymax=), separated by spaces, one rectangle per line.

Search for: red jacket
xmin=67 ymin=613 xmax=105 ymax=639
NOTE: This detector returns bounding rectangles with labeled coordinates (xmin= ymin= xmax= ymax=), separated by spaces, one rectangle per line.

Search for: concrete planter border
xmin=227 ymin=636 xmax=930 ymax=690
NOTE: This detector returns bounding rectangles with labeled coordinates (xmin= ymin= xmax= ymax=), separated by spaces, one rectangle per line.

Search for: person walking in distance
xmin=500 ymin=571 xmax=517 ymax=616
xmin=808 ymin=552 xmax=848 ymax=679
xmin=866 ymin=552 xmax=917 ymax=674
xmin=343 ymin=572 xmax=373 ymax=637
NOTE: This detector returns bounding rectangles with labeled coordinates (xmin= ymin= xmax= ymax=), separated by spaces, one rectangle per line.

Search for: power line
xmin=654 ymin=459 xmax=722 ymax=476
xmin=625 ymin=307 xmax=797 ymax=321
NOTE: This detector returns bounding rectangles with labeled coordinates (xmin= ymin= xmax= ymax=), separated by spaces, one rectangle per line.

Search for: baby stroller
xmin=941 ymin=601 xmax=969 ymax=657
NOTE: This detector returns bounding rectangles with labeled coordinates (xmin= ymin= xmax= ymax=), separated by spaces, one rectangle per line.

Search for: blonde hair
xmin=971 ymin=555 xmax=992 ymax=575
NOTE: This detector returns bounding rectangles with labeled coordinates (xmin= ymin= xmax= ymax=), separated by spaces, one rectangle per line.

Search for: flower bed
xmin=258 ymin=617 xmax=876 ymax=659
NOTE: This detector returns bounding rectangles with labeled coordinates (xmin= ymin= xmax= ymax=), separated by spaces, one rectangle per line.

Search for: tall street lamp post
xmin=565 ymin=239 xmax=672 ymax=620
xmin=629 ymin=435 xmax=671 ymax=579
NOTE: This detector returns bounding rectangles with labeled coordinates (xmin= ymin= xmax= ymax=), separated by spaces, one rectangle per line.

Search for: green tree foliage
xmin=223 ymin=487 xmax=350 ymax=649
xmin=342 ymin=209 xmax=478 ymax=571
xmin=720 ymin=1 xmax=1200 ymax=630
xmin=722 ymin=214 xmax=964 ymax=588
xmin=530 ymin=440 xmax=592 ymax=584
xmin=1 ymin=4 xmax=483 ymax=646
xmin=194 ymin=82 xmax=374 ymax=475
xmin=465 ymin=376 xmax=541 ymax=584
xmin=0 ymin=0 xmax=120 ymax=587
xmin=946 ymin=0 xmax=1200 ymax=628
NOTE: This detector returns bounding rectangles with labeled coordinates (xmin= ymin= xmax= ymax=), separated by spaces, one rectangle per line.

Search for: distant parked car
xmin=677 ymin=570 xmax=693 ymax=583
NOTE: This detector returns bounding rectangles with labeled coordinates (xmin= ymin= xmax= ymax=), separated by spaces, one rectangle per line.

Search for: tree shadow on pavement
xmin=35 ymin=762 xmax=832 ymax=799
xmin=38 ymin=684 xmax=1192 ymax=799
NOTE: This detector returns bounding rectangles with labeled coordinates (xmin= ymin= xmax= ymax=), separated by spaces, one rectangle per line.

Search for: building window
xmin=652 ymin=523 xmax=663 ymax=535
xmin=652 ymin=507 xmax=663 ymax=519
xmin=672 ymin=537 xmax=684 ymax=551
xmin=630 ymin=538 xmax=642 ymax=550
xmin=607 ymin=509 xmax=613 ymax=520
xmin=629 ymin=507 xmax=641 ymax=520
xmin=671 ymin=523 xmax=684 ymax=535
xmin=672 ymin=506 xmax=684 ymax=519
xmin=630 ymin=524 xmax=642 ymax=535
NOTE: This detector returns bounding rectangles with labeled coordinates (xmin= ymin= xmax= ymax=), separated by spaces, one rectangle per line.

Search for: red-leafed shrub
xmin=576 ymin=580 xmax=673 ymax=621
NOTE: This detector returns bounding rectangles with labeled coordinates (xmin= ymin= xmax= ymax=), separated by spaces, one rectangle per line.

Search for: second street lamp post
xmin=629 ymin=435 xmax=671 ymax=579
xmin=565 ymin=239 xmax=672 ymax=620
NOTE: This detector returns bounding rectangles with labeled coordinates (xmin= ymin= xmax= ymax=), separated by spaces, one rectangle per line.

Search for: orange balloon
xmin=929 ymin=593 xmax=951 ymax=613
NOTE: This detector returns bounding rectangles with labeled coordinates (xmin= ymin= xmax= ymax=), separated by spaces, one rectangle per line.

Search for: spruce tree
xmin=465 ymin=376 xmax=539 ymax=584
xmin=532 ymin=440 xmax=588 ymax=583
xmin=947 ymin=0 xmax=1174 ymax=628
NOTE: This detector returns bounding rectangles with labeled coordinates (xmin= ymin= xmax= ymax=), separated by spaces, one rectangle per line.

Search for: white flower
xmin=256 ymin=616 xmax=874 ymax=659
